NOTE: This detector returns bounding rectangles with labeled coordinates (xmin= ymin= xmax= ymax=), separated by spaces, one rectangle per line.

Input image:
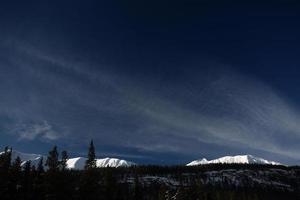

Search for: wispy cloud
xmin=125 ymin=71 xmax=300 ymax=159
xmin=13 ymin=121 xmax=59 ymax=141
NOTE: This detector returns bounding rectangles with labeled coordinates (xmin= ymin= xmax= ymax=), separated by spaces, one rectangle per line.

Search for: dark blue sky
xmin=1 ymin=1 xmax=300 ymax=165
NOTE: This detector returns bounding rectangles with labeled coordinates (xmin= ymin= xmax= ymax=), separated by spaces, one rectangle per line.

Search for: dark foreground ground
xmin=1 ymin=161 xmax=300 ymax=200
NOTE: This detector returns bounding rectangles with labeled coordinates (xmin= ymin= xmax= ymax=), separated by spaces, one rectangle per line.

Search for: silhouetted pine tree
xmin=85 ymin=140 xmax=96 ymax=169
xmin=11 ymin=156 xmax=22 ymax=175
xmin=33 ymin=158 xmax=45 ymax=200
xmin=46 ymin=146 xmax=59 ymax=171
xmin=9 ymin=156 xmax=22 ymax=200
xmin=60 ymin=150 xmax=68 ymax=170
xmin=79 ymin=140 xmax=101 ymax=200
xmin=45 ymin=146 xmax=60 ymax=200
xmin=37 ymin=157 xmax=44 ymax=174
xmin=57 ymin=150 xmax=72 ymax=200
xmin=0 ymin=146 xmax=12 ymax=172
xmin=0 ymin=146 xmax=12 ymax=200
xmin=22 ymin=161 xmax=32 ymax=200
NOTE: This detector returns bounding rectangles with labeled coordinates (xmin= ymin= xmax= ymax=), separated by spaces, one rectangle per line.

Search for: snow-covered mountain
xmin=187 ymin=155 xmax=282 ymax=166
xmin=66 ymin=157 xmax=135 ymax=169
xmin=0 ymin=150 xmax=135 ymax=169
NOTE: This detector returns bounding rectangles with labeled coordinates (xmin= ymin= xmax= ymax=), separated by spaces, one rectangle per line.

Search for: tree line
xmin=0 ymin=141 xmax=299 ymax=200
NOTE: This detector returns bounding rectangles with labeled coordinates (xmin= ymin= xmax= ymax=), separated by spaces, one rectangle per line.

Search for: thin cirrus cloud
xmin=1 ymin=41 xmax=300 ymax=162
xmin=13 ymin=121 xmax=59 ymax=141
xmin=121 ymin=76 xmax=300 ymax=160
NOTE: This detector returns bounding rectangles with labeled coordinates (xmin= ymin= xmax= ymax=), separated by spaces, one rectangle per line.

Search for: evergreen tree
xmin=85 ymin=140 xmax=96 ymax=170
xmin=0 ymin=146 xmax=12 ymax=172
xmin=11 ymin=156 xmax=22 ymax=177
xmin=9 ymin=156 xmax=22 ymax=200
xmin=60 ymin=150 xmax=68 ymax=170
xmin=0 ymin=146 xmax=12 ymax=200
xmin=79 ymin=140 xmax=101 ymax=200
xmin=45 ymin=146 xmax=60 ymax=200
xmin=37 ymin=157 xmax=44 ymax=174
xmin=23 ymin=161 xmax=31 ymax=175
xmin=22 ymin=161 xmax=32 ymax=200
xmin=33 ymin=158 xmax=45 ymax=200
xmin=57 ymin=150 xmax=70 ymax=200
xmin=31 ymin=165 xmax=36 ymax=174
xmin=46 ymin=146 xmax=59 ymax=171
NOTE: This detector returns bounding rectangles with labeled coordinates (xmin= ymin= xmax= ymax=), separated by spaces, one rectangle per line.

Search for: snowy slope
xmin=66 ymin=157 xmax=87 ymax=169
xmin=66 ymin=157 xmax=135 ymax=169
xmin=187 ymin=155 xmax=282 ymax=166
xmin=0 ymin=150 xmax=45 ymax=167
xmin=96 ymin=157 xmax=134 ymax=168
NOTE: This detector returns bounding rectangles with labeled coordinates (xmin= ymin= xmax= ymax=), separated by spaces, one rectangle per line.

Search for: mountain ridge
xmin=187 ymin=154 xmax=282 ymax=166
xmin=1 ymin=151 xmax=284 ymax=167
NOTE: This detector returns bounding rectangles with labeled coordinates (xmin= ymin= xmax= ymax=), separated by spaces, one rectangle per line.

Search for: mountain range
xmin=1 ymin=150 xmax=283 ymax=168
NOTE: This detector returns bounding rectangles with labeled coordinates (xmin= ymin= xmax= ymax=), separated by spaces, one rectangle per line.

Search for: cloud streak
xmin=125 ymin=71 xmax=300 ymax=159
